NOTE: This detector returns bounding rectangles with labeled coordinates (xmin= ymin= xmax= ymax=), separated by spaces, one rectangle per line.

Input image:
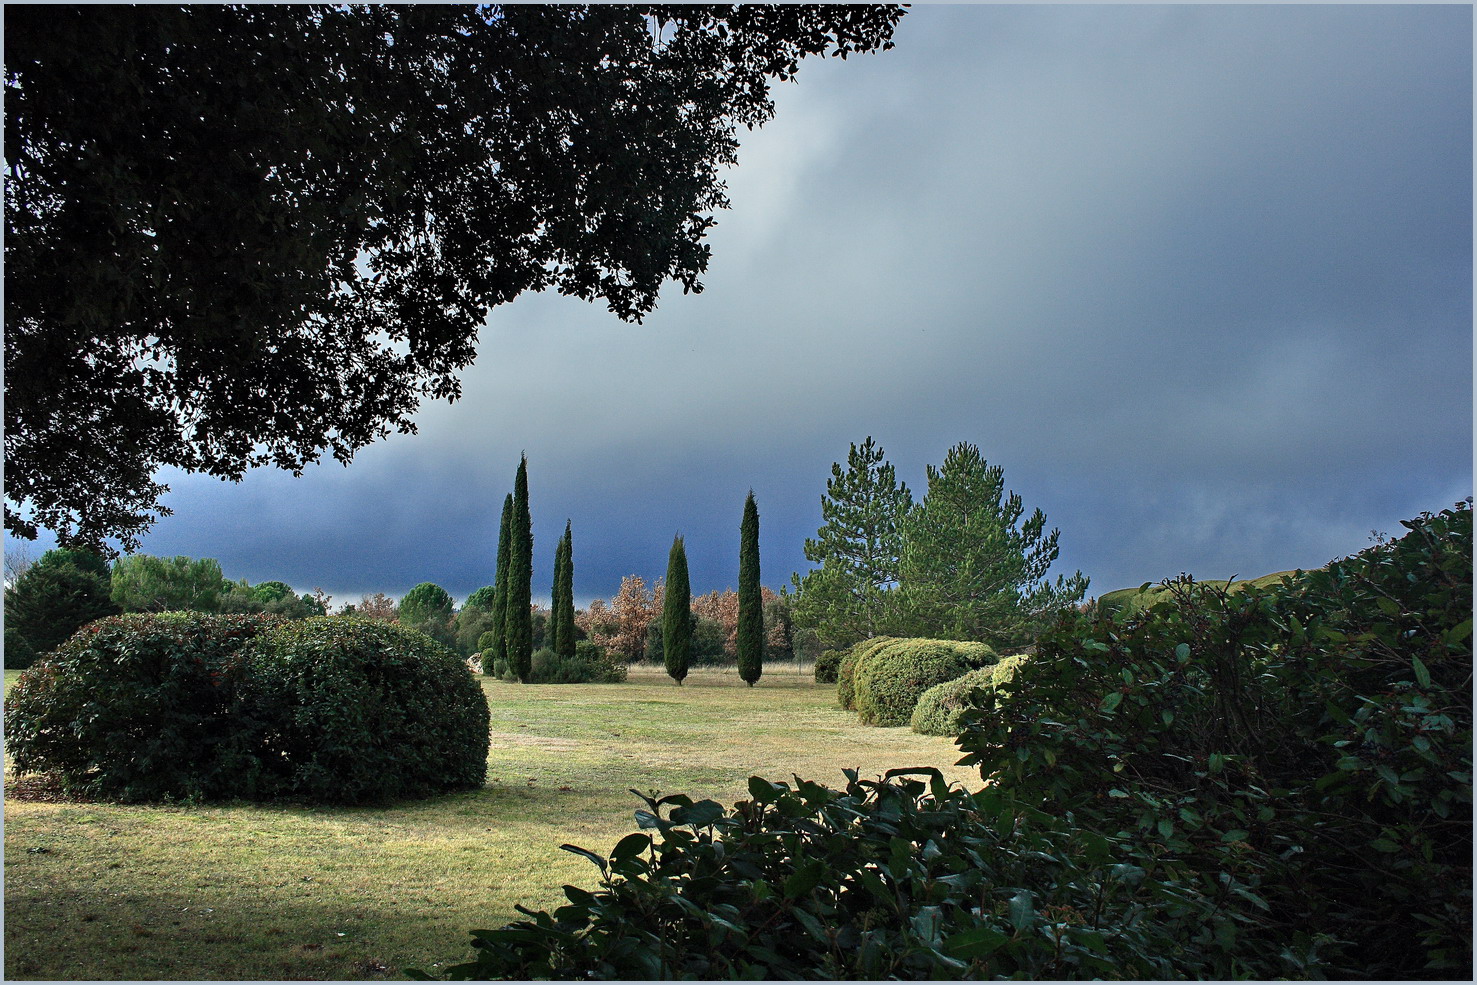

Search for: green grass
xmin=3 ymin=663 xmax=977 ymax=981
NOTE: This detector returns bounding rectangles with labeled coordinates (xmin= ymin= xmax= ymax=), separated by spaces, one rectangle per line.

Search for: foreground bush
xmin=959 ymin=500 xmax=1473 ymax=978
xmin=910 ymin=654 xmax=1025 ymax=736
xmin=853 ymin=638 xmax=997 ymax=727
xmin=416 ymin=771 xmax=1235 ymax=981
xmin=3 ymin=613 xmax=277 ymax=800
xmin=425 ymin=501 xmax=1471 ymax=980
xmin=242 ymin=618 xmax=490 ymax=803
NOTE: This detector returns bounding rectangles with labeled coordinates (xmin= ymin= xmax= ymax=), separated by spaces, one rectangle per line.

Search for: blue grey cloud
xmin=11 ymin=5 xmax=1469 ymax=608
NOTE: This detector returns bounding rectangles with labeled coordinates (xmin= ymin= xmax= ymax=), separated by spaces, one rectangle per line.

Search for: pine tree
xmin=897 ymin=442 xmax=1088 ymax=648
xmin=662 ymin=535 xmax=691 ymax=685
xmin=737 ymin=490 xmax=764 ymax=686
xmin=485 ymin=493 xmax=513 ymax=675
xmin=508 ymin=455 xmax=534 ymax=681
xmin=554 ymin=521 xmax=576 ymax=658
xmin=790 ymin=437 xmax=913 ymax=648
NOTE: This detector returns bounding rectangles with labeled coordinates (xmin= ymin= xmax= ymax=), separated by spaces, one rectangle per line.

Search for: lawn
xmin=3 ymin=664 xmax=978 ymax=981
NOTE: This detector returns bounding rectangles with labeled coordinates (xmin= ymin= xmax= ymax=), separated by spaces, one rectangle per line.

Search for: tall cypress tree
xmin=555 ymin=520 xmax=576 ymax=658
xmin=547 ymin=533 xmax=565 ymax=656
xmin=486 ymin=493 xmax=513 ymax=675
xmin=737 ymin=489 xmax=764 ymax=686
xmin=508 ymin=455 xmax=534 ymax=682
xmin=663 ymin=535 xmax=691 ymax=686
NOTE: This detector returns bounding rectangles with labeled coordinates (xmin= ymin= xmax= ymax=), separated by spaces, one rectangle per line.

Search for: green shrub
xmin=3 ymin=612 xmax=278 ymax=800
xmin=491 ymin=656 xmax=512 ymax=680
xmin=4 ymin=627 xmax=37 ymax=669
xmin=853 ymin=638 xmax=997 ymax=727
xmin=958 ymin=500 xmax=1473 ymax=979
xmin=837 ymin=636 xmax=894 ymax=710
xmin=524 ymin=642 xmax=627 ymax=684
xmin=5 ymin=559 xmax=119 ymax=657
xmin=240 ymin=618 xmax=490 ymax=803
xmin=910 ymin=654 xmax=1026 ymax=736
xmin=813 ymin=648 xmax=844 ymax=683
xmin=419 ymin=772 xmax=1237 ymax=981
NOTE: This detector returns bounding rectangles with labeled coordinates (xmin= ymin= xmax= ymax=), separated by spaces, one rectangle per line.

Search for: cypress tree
xmin=485 ymin=493 xmax=514 ymax=675
xmin=663 ymin=535 xmax=691 ymax=686
xmin=508 ymin=455 xmax=534 ymax=681
xmin=555 ymin=520 xmax=576 ymax=658
xmin=547 ymin=534 xmax=565 ymax=656
xmin=737 ymin=489 xmax=764 ymax=686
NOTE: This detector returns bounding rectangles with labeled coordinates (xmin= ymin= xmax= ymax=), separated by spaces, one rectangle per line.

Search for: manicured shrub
xmin=853 ymin=638 xmax=997 ymax=727
xmin=3 ymin=612 xmax=278 ymax=800
xmin=240 ymin=617 xmax=490 ymax=803
xmin=910 ymin=654 xmax=1026 ymax=736
xmin=836 ymin=636 xmax=895 ymax=710
xmin=813 ymin=648 xmax=845 ymax=683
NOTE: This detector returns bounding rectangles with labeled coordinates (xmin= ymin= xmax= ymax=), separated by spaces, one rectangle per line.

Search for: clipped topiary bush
xmin=3 ymin=612 xmax=279 ymax=800
xmin=813 ymin=648 xmax=845 ymax=683
xmin=837 ymin=636 xmax=895 ymax=711
xmin=853 ymin=638 xmax=997 ymax=727
xmin=240 ymin=617 xmax=490 ymax=803
xmin=911 ymin=654 xmax=1026 ymax=736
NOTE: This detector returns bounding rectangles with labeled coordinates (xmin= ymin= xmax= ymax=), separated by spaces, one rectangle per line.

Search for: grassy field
xmin=3 ymin=663 xmax=978 ymax=981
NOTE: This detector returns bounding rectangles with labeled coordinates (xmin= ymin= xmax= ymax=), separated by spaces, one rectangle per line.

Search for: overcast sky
xmin=12 ymin=4 xmax=1472 ymax=609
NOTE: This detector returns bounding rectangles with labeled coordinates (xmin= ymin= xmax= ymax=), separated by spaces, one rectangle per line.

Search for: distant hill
xmin=1095 ymin=569 xmax=1306 ymax=619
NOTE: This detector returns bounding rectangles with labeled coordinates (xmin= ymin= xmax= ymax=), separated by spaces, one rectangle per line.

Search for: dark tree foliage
xmin=547 ymin=536 xmax=566 ymax=658
xmin=486 ymin=493 xmax=514 ymax=675
xmin=508 ymin=456 xmax=533 ymax=681
xmin=4 ymin=560 xmax=119 ymax=663
xmin=554 ymin=521 xmax=577 ymax=658
xmin=463 ymin=585 xmax=497 ymax=612
xmin=33 ymin=548 xmax=111 ymax=580
xmin=663 ymin=535 xmax=692 ymax=685
xmin=4 ymin=4 xmax=905 ymax=553
xmin=737 ymin=490 xmax=764 ymax=686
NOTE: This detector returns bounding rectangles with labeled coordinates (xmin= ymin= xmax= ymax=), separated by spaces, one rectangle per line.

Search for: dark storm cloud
xmin=16 ymin=5 xmax=1468 ymax=605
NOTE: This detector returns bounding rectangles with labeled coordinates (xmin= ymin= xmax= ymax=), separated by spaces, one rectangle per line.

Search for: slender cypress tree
xmin=555 ymin=520 xmax=576 ymax=658
xmin=547 ymin=533 xmax=565 ymax=656
xmin=663 ymin=535 xmax=691 ymax=685
xmin=737 ymin=489 xmax=764 ymax=686
xmin=508 ymin=455 xmax=534 ymax=682
xmin=486 ymin=493 xmax=514 ymax=675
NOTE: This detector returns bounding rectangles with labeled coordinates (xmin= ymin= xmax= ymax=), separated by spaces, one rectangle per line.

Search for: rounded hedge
xmin=241 ymin=617 xmax=490 ymax=803
xmin=3 ymin=612 xmax=279 ymax=800
xmin=910 ymin=654 xmax=1026 ymax=736
xmin=854 ymin=638 xmax=998 ymax=727
xmin=813 ymin=648 xmax=845 ymax=684
xmin=837 ymin=637 xmax=896 ymax=711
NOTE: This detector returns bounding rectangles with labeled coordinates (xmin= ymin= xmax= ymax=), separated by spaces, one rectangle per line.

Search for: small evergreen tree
xmin=508 ymin=455 xmax=534 ymax=681
xmin=663 ymin=535 xmax=691 ymax=685
xmin=464 ymin=585 xmax=497 ymax=612
xmin=547 ymin=535 xmax=565 ymax=657
xmin=737 ymin=490 xmax=764 ymax=686
xmin=554 ymin=521 xmax=576 ymax=658
xmin=4 ymin=559 xmax=119 ymax=662
xmin=487 ymin=494 xmax=514 ymax=674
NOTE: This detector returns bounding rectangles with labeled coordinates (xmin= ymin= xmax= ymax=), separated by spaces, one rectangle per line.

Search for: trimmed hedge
xmin=3 ymin=612 xmax=279 ymax=801
xmin=853 ymin=638 xmax=997 ymax=727
xmin=241 ymin=618 xmax=490 ymax=803
xmin=4 ymin=613 xmax=492 ymax=805
xmin=837 ymin=636 xmax=896 ymax=711
xmin=910 ymin=654 xmax=1026 ymax=736
xmin=813 ymin=648 xmax=845 ymax=684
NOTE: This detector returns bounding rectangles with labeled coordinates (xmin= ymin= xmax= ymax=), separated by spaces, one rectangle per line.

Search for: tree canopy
xmin=3 ymin=4 xmax=905 ymax=552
